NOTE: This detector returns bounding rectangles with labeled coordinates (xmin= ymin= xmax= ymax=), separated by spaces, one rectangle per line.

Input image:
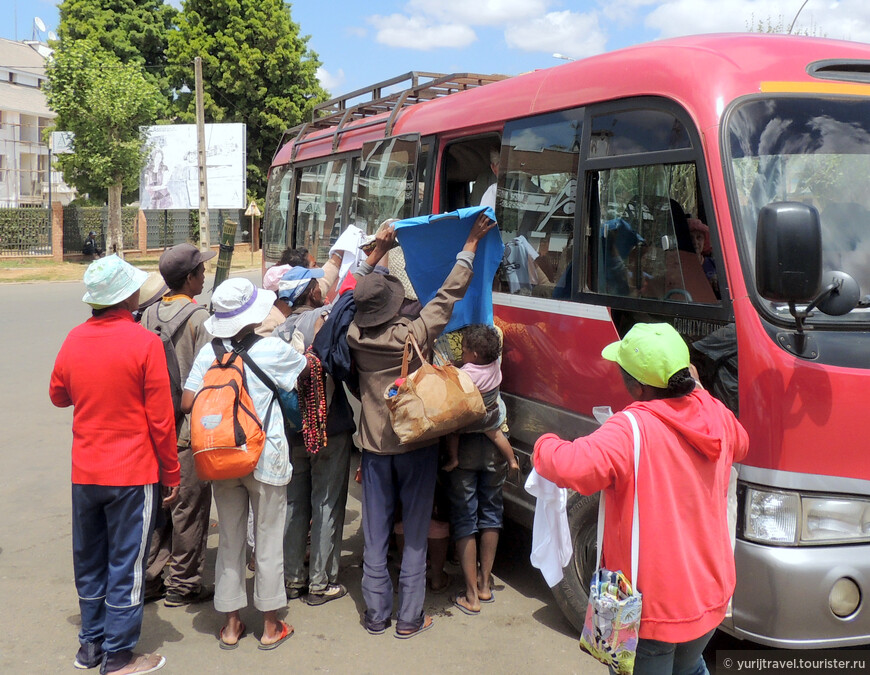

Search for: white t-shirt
xmin=185 ymin=336 xmax=306 ymax=486
xmin=480 ymin=183 xmax=497 ymax=211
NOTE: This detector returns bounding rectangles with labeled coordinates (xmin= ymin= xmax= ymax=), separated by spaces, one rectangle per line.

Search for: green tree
xmin=45 ymin=40 xmax=164 ymax=255
xmin=166 ymin=0 xmax=328 ymax=201
xmin=57 ymin=0 xmax=177 ymax=98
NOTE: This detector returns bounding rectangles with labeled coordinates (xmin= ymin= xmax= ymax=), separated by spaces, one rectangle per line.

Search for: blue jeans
xmin=71 ymin=483 xmax=158 ymax=670
xmin=360 ymin=445 xmax=437 ymax=633
xmin=283 ymin=431 xmax=352 ymax=592
xmin=629 ymin=629 xmax=715 ymax=675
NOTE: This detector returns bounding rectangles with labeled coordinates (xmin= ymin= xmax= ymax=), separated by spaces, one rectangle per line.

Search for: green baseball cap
xmin=601 ymin=323 xmax=690 ymax=389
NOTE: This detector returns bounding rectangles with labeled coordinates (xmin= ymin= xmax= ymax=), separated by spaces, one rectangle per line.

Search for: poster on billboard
xmin=139 ymin=123 xmax=246 ymax=210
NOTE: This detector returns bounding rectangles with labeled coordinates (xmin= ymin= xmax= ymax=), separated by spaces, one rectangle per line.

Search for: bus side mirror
xmin=755 ymin=202 xmax=822 ymax=303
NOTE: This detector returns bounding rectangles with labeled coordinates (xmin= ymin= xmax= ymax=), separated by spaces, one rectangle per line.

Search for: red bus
xmin=262 ymin=34 xmax=870 ymax=647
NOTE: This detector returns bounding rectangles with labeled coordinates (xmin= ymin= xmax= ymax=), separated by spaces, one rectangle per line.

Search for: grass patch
xmin=0 ymin=254 xmax=259 ymax=283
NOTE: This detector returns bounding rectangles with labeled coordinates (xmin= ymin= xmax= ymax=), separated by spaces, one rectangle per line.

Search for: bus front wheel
xmin=550 ymin=492 xmax=599 ymax=633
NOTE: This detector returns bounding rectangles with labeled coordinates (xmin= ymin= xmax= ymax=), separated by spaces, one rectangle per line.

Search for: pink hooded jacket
xmin=534 ymin=388 xmax=748 ymax=643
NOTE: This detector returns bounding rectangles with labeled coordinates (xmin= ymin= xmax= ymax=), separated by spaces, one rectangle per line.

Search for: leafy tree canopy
xmin=57 ymin=0 xmax=177 ymax=96
xmin=166 ymin=0 xmax=328 ymax=201
xmin=45 ymin=39 xmax=163 ymax=202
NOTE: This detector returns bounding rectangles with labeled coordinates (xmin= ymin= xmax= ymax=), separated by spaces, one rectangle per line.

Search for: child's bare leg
xmin=443 ymin=433 xmax=460 ymax=471
xmin=485 ymin=429 xmax=518 ymax=470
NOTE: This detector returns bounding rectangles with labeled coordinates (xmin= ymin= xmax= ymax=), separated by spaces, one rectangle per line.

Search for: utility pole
xmin=194 ymin=56 xmax=210 ymax=254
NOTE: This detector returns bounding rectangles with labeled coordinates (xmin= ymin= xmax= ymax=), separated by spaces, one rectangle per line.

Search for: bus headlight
xmin=744 ymin=487 xmax=800 ymax=544
xmin=802 ymin=497 xmax=870 ymax=544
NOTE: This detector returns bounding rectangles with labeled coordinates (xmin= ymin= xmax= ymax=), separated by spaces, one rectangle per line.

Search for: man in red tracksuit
xmin=50 ymin=255 xmax=181 ymax=675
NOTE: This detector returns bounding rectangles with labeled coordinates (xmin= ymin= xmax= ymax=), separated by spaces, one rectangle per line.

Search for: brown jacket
xmin=347 ymin=258 xmax=473 ymax=455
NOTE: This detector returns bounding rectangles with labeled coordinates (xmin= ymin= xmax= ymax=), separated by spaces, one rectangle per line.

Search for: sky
xmin=2 ymin=0 xmax=870 ymax=97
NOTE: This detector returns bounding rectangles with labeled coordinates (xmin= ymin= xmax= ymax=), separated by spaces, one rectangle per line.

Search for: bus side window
xmin=263 ymin=164 xmax=293 ymax=260
xmin=441 ymin=136 xmax=501 ymax=213
xmin=592 ymin=163 xmax=720 ymax=305
xmin=355 ymin=135 xmax=418 ymax=233
xmin=497 ymin=111 xmax=582 ymax=299
xmin=294 ymin=159 xmax=349 ymax=263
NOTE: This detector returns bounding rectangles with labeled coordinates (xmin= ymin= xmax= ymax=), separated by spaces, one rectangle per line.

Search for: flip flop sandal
xmin=395 ymin=616 xmax=434 ymax=639
xmin=258 ymin=622 xmax=294 ymax=651
xmin=479 ymin=590 xmax=495 ymax=604
xmin=218 ymin=623 xmax=246 ymax=650
xmin=451 ymin=593 xmax=481 ymax=616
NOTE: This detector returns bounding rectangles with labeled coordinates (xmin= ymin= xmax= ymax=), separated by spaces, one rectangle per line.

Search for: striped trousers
xmin=72 ymin=483 xmax=159 ymax=660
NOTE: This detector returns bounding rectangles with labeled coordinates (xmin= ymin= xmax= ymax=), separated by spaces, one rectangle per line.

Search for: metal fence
xmin=0 ymin=207 xmax=52 ymax=256
xmin=143 ymin=209 xmax=246 ymax=250
xmin=62 ymin=206 xmax=139 ymax=254
xmin=0 ymin=206 xmax=249 ymax=258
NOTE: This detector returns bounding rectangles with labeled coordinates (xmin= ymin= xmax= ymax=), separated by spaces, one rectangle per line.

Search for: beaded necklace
xmin=299 ymin=348 xmax=328 ymax=453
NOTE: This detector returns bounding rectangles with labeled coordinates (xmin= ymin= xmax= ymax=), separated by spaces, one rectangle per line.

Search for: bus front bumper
xmin=728 ymin=539 xmax=870 ymax=648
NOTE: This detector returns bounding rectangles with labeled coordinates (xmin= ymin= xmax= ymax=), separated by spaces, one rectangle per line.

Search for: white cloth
xmin=503 ymin=236 xmax=540 ymax=293
xmin=480 ymin=183 xmax=497 ymax=210
xmin=525 ymin=468 xmax=572 ymax=587
xmin=185 ymin=336 xmax=306 ymax=486
xmin=329 ymin=224 xmax=366 ymax=287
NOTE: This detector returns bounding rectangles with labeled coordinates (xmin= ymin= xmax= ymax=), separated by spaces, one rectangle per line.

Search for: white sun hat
xmin=82 ymin=254 xmax=148 ymax=308
xmin=205 ymin=278 xmax=276 ymax=338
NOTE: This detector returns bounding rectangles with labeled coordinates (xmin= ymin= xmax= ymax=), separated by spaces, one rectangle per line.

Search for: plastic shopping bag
xmin=579 ymin=568 xmax=642 ymax=675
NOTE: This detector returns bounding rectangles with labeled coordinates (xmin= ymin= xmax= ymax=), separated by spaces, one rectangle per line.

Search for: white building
xmin=0 ymin=38 xmax=74 ymax=207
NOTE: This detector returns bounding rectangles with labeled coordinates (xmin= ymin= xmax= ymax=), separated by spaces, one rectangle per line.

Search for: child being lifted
xmin=443 ymin=324 xmax=519 ymax=473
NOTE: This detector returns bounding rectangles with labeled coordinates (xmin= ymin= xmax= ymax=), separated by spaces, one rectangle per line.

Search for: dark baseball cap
xmin=158 ymin=243 xmax=216 ymax=283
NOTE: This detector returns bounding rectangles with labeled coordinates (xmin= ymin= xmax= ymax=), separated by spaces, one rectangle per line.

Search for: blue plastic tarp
xmin=394 ymin=206 xmax=504 ymax=333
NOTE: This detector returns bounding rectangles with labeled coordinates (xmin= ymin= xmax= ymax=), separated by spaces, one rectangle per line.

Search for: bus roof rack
xmin=275 ymin=71 xmax=508 ymax=161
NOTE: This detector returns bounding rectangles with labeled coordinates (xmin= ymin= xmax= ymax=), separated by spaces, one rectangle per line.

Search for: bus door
xmin=355 ymin=135 xmax=420 ymax=233
xmin=491 ymin=108 xmax=588 ymax=496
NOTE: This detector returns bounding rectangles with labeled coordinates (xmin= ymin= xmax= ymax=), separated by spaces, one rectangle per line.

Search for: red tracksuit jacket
xmin=50 ymin=309 xmax=180 ymax=487
xmin=535 ymin=389 xmax=748 ymax=643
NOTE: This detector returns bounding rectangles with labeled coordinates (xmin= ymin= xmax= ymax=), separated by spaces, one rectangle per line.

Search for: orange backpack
xmin=190 ymin=338 xmax=271 ymax=481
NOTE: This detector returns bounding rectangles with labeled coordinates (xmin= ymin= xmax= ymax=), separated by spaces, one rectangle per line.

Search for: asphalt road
xmin=0 ymin=270 xmax=608 ymax=675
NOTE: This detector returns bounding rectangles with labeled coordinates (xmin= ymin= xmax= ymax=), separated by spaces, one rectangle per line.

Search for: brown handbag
xmin=385 ymin=333 xmax=486 ymax=444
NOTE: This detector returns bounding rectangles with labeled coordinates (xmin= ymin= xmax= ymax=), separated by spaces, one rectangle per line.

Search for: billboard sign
xmin=50 ymin=131 xmax=75 ymax=154
xmin=140 ymin=123 xmax=246 ymax=210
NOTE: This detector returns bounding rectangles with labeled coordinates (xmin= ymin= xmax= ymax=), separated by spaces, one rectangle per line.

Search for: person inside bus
xmin=347 ymin=214 xmax=495 ymax=638
xmin=688 ymin=218 xmax=719 ymax=299
xmin=479 ymin=148 xmax=500 ymax=211
xmin=601 ymin=217 xmax=644 ymax=296
xmin=664 ymin=201 xmax=718 ymax=304
xmin=534 ymin=323 xmax=748 ymax=675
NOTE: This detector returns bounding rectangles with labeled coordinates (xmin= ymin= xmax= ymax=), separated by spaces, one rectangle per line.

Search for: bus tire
xmin=550 ymin=491 xmax=600 ymax=634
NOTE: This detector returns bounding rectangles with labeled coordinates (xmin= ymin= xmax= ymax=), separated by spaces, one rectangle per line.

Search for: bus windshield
xmin=727 ymin=96 xmax=870 ymax=323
